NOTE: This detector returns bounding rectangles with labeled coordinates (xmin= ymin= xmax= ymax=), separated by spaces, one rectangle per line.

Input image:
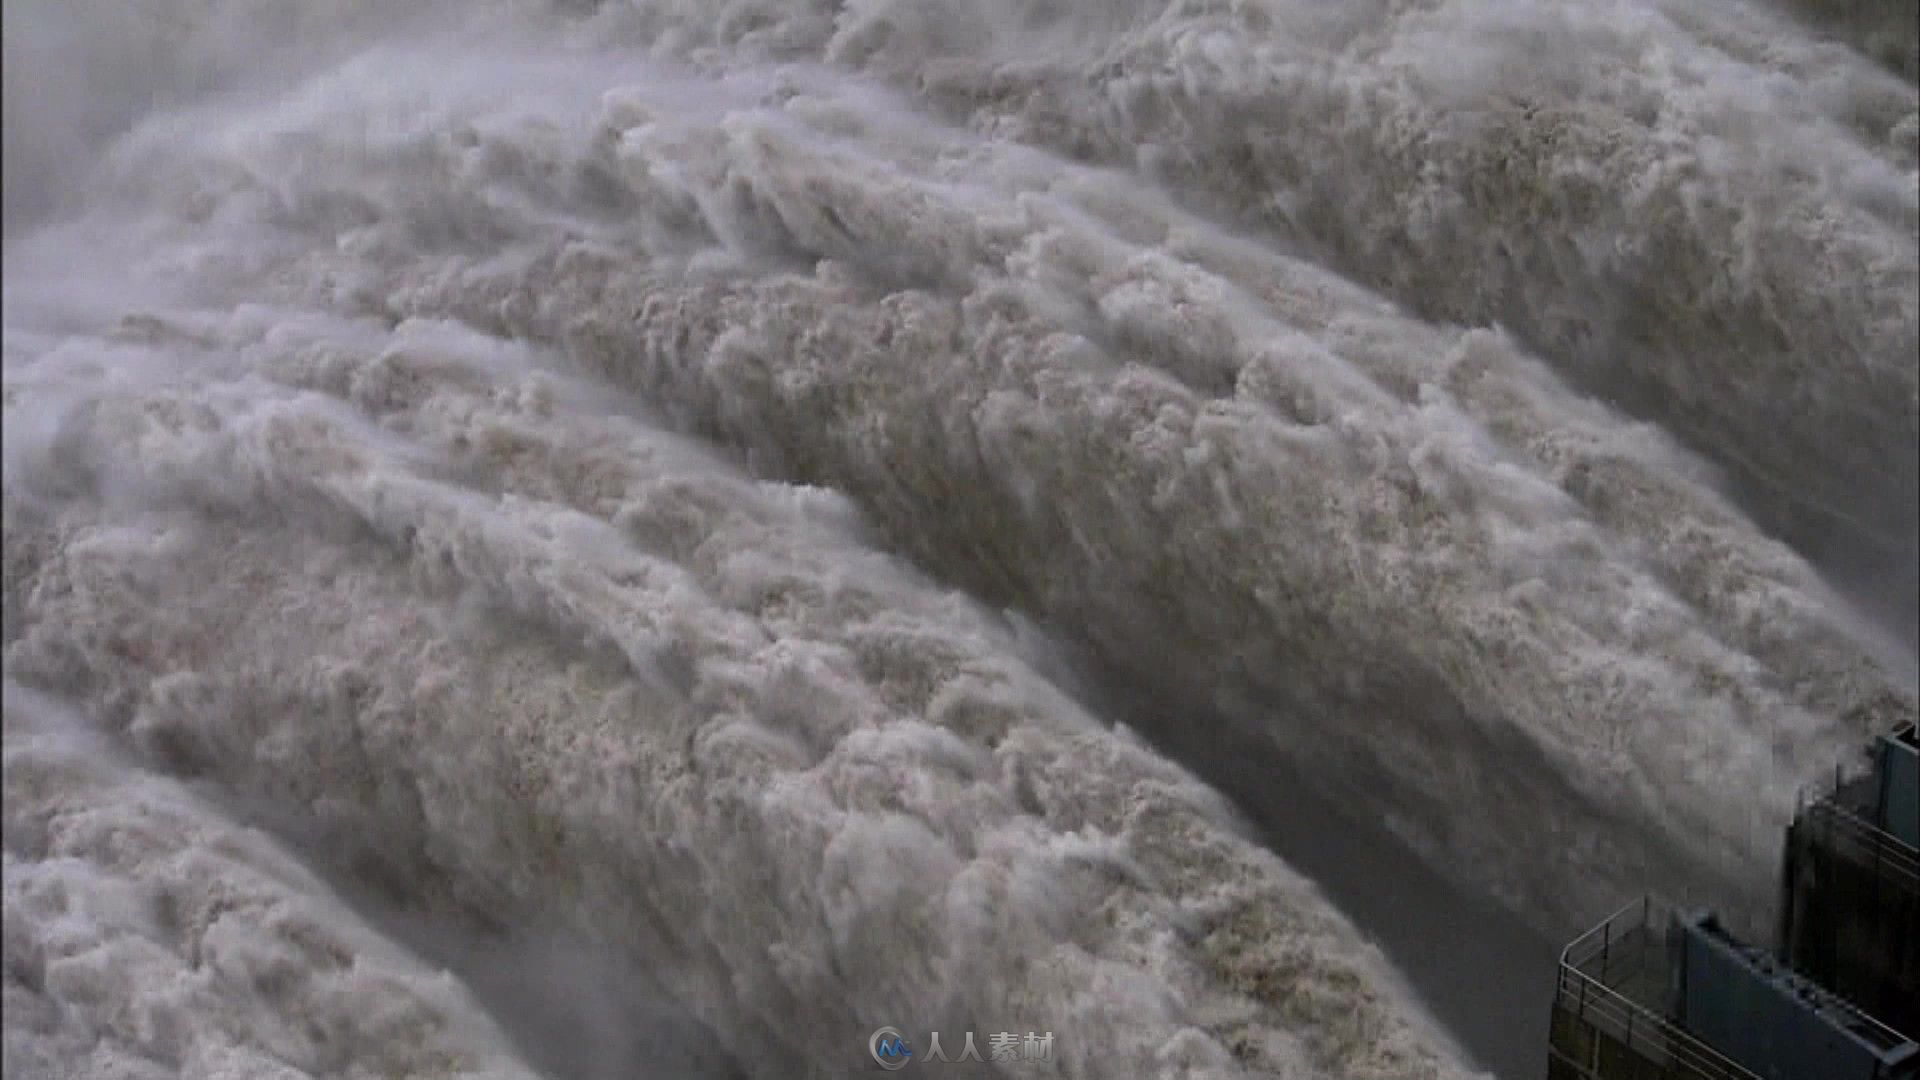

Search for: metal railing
xmin=1560 ymin=896 xmax=1669 ymax=983
xmin=1794 ymin=782 xmax=1920 ymax=893
xmin=1552 ymin=898 xmax=1761 ymax=1080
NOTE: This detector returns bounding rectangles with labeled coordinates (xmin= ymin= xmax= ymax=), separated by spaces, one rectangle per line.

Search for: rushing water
xmin=4 ymin=3 xmax=1915 ymax=1078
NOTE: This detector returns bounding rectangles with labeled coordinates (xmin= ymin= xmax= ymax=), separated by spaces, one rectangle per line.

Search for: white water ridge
xmin=4 ymin=3 xmax=1916 ymax=1078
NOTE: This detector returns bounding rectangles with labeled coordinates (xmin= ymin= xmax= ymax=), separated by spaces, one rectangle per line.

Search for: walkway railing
xmin=1552 ymin=897 xmax=1760 ymax=1080
xmin=1795 ymin=762 xmax=1920 ymax=892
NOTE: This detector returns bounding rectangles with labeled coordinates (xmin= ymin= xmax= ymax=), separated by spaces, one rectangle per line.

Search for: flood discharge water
xmin=4 ymin=2 xmax=1916 ymax=1078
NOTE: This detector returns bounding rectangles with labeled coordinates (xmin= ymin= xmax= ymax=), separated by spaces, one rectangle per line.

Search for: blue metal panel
xmin=1877 ymin=724 xmax=1918 ymax=849
xmin=1670 ymin=911 xmax=1918 ymax=1080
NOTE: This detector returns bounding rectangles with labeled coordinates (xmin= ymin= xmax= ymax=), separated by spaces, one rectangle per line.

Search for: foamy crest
xmin=5 ymin=300 xmax=1480 ymax=1076
xmin=2 ymin=684 xmax=541 ymax=1080
xmin=96 ymin=59 xmax=1908 ymax=933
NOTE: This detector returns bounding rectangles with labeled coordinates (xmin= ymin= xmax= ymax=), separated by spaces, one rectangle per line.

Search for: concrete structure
xmin=1778 ymin=723 xmax=1918 ymax=1034
xmin=1548 ymin=725 xmax=1919 ymax=1079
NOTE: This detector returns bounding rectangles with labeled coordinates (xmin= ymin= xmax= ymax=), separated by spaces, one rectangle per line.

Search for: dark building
xmin=1548 ymin=724 xmax=1919 ymax=1080
xmin=1778 ymin=723 xmax=1918 ymax=1033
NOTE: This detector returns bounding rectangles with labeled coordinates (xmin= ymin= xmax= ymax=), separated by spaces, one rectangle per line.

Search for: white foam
xmin=5 ymin=3 xmax=1914 ymax=1076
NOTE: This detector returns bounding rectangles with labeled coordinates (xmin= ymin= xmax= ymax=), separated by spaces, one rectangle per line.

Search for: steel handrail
xmin=1553 ymin=965 xmax=1761 ymax=1080
xmin=1558 ymin=895 xmax=1655 ymax=968
xmin=1798 ymin=797 xmax=1920 ymax=889
xmin=1554 ymin=897 xmax=1762 ymax=1080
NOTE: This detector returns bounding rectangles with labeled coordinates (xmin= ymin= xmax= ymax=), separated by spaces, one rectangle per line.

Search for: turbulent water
xmin=3 ymin=2 xmax=1916 ymax=1078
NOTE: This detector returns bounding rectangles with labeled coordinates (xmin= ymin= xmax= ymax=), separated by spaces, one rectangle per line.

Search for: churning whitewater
xmin=3 ymin=2 xmax=1916 ymax=1078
